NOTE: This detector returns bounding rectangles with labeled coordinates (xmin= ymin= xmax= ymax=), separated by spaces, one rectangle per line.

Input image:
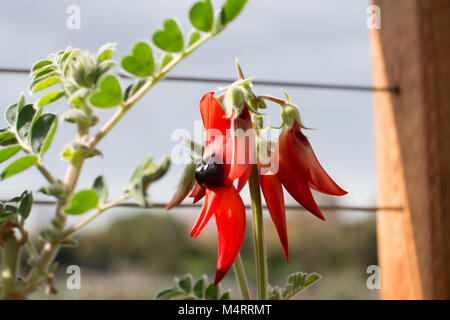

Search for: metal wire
xmin=0 ymin=67 xmax=399 ymax=93
xmin=0 ymin=199 xmax=402 ymax=213
xmin=0 ymin=66 xmax=401 ymax=213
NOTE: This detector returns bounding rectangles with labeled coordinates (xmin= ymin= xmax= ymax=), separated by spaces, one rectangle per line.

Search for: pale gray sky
xmin=0 ymin=0 xmax=375 ymax=229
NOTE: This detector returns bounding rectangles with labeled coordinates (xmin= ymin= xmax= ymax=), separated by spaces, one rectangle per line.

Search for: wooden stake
xmin=371 ymin=0 xmax=450 ymax=299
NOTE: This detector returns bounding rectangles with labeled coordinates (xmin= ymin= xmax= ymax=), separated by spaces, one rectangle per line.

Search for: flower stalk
xmin=232 ymin=253 xmax=251 ymax=300
xmin=248 ymin=164 xmax=267 ymax=300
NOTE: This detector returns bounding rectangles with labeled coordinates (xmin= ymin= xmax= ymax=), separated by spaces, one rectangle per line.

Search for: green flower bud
xmin=224 ymin=86 xmax=245 ymax=117
xmin=280 ymin=104 xmax=303 ymax=130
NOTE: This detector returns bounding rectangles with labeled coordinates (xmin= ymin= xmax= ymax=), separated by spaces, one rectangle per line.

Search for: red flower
xmin=258 ymin=115 xmax=346 ymax=261
xmin=277 ymin=120 xmax=347 ymax=220
xmin=167 ymin=92 xmax=346 ymax=284
xmin=191 ymin=92 xmax=253 ymax=285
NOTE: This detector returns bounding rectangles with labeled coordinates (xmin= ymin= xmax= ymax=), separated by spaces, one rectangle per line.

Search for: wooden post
xmin=371 ymin=0 xmax=450 ymax=299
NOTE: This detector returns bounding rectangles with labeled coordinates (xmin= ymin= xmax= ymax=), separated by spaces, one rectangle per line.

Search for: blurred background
xmin=0 ymin=0 xmax=379 ymax=299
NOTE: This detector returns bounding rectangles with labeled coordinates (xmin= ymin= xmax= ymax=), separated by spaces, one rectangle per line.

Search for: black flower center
xmin=195 ymin=154 xmax=226 ymax=189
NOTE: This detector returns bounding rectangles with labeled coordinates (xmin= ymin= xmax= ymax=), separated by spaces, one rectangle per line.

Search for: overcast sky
xmin=0 ymin=0 xmax=375 ymax=229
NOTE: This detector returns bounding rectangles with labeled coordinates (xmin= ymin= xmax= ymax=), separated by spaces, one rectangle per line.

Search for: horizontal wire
xmin=0 ymin=67 xmax=399 ymax=93
xmin=0 ymin=67 xmax=401 ymax=213
xmin=0 ymin=199 xmax=403 ymax=213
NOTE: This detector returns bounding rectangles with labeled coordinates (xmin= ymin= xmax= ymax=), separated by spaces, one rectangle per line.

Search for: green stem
xmin=233 ymin=253 xmax=251 ymax=300
xmin=1 ymin=233 xmax=20 ymax=299
xmin=248 ymin=164 xmax=267 ymax=300
xmin=62 ymin=196 xmax=128 ymax=237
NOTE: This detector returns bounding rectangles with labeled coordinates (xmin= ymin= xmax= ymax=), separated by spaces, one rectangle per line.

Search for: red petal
xmin=260 ymin=173 xmax=289 ymax=262
xmin=190 ymin=190 xmax=220 ymax=238
xmin=200 ymin=92 xmax=230 ymax=146
xmin=286 ymin=123 xmax=347 ymax=196
xmin=213 ymin=186 xmax=246 ymax=285
xmin=237 ymin=164 xmax=252 ymax=192
xmin=189 ymin=183 xmax=206 ymax=204
xmin=278 ymin=131 xmax=325 ymax=221
xmin=228 ymin=107 xmax=255 ymax=181
xmin=166 ymin=179 xmax=195 ymax=210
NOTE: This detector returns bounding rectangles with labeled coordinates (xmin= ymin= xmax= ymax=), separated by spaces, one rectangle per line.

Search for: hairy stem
xmin=1 ymin=233 xmax=20 ymax=299
xmin=249 ymin=164 xmax=267 ymax=300
xmin=233 ymin=253 xmax=251 ymax=300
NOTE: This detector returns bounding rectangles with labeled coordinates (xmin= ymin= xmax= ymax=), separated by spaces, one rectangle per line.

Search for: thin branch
xmin=62 ymin=195 xmax=129 ymax=237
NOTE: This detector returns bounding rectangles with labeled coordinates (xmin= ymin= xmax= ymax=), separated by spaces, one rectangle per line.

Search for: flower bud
xmin=280 ymin=104 xmax=303 ymax=130
xmin=224 ymin=86 xmax=245 ymax=117
xmin=166 ymin=161 xmax=196 ymax=210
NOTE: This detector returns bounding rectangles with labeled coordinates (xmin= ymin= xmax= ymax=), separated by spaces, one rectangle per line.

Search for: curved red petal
xmin=189 ymin=183 xmax=206 ymax=204
xmin=237 ymin=164 xmax=252 ymax=192
xmin=228 ymin=107 xmax=255 ymax=181
xmin=260 ymin=173 xmax=289 ymax=262
xmin=286 ymin=123 xmax=347 ymax=196
xmin=278 ymin=131 xmax=325 ymax=221
xmin=213 ymin=186 xmax=246 ymax=285
xmin=166 ymin=179 xmax=195 ymax=210
xmin=190 ymin=189 xmax=220 ymax=238
xmin=200 ymin=92 xmax=230 ymax=146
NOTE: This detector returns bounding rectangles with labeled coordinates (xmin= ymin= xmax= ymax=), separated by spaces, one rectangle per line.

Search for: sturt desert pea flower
xmin=167 ymin=91 xmax=254 ymax=285
xmin=258 ymin=138 xmax=289 ymax=261
xmin=276 ymin=105 xmax=347 ymax=221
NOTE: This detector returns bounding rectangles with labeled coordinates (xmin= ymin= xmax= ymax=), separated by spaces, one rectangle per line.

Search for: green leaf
xmin=152 ymin=19 xmax=184 ymax=53
xmin=17 ymin=191 xmax=33 ymax=222
xmin=160 ymin=54 xmax=173 ymax=70
xmin=5 ymin=104 xmax=18 ymax=126
xmin=16 ymin=104 xmax=36 ymax=141
xmin=64 ymin=189 xmax=99 ymax=215
xmin=17 ymin=93 xmax=26 ymax=112
xmin=62 ymin=108 xmax=98 ymax=126
xmin=190 ymin=0 xmax=214 ymax=32
xmin=121 ymin=42 xmax=155 ymax=77
xmin=1 ymin=155 xmax=38 ymax=180
xmin=127 ymin=155 xmax=170 ymax=207
xmin=221 ymin=0 xmax=247 ymax=25
xmin=205 ymin=283 xmax=219 ymax=300
xmin=0 ymin=145 xmax=22 ymax=163
xmin=92 ymin=175 xmax=108 ymax=204
xmin=33 ymin=66 xmax=56 ymax=80
xmin=97 ymin=60 xmax=116 ymax=76
xmin=156 ymin=288 xmax=185 ymax=300
xmin=68 ymin=88 xmax=90 ymax=107
xmin=124 ymin=79 xmax=146 ymax=101
xmin=0 ymin=130 xmax=17 ymax=146
xmin=30 ymin=76 xmax=61 ymax=93
xmin=304 ymin=273 xmax=321 ymax=287
xmin=281 ymin=271 xmax=321 ymax=300
xmin=220 ymin=292 xmax=230 ymax=300
xmin=30 ymin=114 xmax=58 ymax=156
xmin=188 ymin=31 xmax=201 ymax=46
xmin=36 ymin=90 xmax=65 ymax=107
xmin=193 ymin=279 xmax=205 ymax=299
xmin=96 ymin=42 xmax=116 ymax=63
xmin=89 ymin=74 xmax=123 ymax=108
xmin=31 ymin=60 xmax=53 ymax=73
xmin=177 ymin=274 xmax=193 ymax=293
